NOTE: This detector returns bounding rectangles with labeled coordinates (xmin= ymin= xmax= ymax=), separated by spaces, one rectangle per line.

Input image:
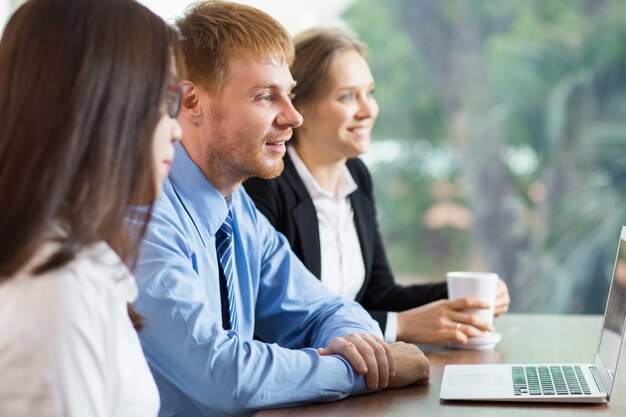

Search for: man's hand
xmin=317 ymin=333 xmax=395 ymax=390
xmin=387 ymin=342 xmax=430 ymax=389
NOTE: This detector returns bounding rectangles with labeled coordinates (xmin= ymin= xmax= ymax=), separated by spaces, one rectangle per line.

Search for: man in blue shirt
xmin=132 ymin=2 xmax=430 ymax=416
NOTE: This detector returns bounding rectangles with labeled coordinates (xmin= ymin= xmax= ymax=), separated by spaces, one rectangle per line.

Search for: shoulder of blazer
xmin=279 ymin=152 xmax=314 ymax=203
xmin=346 ymin=157 xmax=373 ymax=198
xmin=277 ymin=151 xmax=323 ymax=278
xmin=244 ymin=153 xmax=308 ymax=210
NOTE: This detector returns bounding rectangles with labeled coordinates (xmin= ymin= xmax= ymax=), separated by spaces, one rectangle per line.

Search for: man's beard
xmin=204 ymin=129 xmax=289 ymax=184
xmin=250 ymin=156 xmax=284 ymax=180
xmin=255 ymin=130 xmax=291 ymax=179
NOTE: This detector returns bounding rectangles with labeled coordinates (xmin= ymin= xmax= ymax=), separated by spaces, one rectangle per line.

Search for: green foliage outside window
xmin=343 ymin=0 xmax=626 ymax=313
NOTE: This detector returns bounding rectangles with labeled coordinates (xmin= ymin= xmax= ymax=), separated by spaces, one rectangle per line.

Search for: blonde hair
xmin=290 ymin=27 xmax=367 ymax=143
xmin=176 ymin=1 xmax=294 ymax=94
xmin=291 ymin=27 xmax=367 ymax=110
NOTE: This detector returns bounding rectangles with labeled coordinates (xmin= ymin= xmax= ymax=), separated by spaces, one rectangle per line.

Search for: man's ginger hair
xmin=176 ymin=1 xmax=294 ymax=94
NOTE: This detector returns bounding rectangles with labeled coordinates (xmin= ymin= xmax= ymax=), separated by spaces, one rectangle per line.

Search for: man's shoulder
xmin=144 ymin=179 xmax=200 ymax=245
xmin=146 ymin=181 xmax=181 ymax=225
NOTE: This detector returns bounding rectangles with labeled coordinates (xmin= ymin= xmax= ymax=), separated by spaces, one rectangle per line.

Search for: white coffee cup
xmin=446 ymin=271 xmax=498 ymax=325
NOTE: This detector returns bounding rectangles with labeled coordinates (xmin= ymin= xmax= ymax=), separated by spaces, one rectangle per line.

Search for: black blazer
xmin=244 ymin=153 xmax=448 ymax=331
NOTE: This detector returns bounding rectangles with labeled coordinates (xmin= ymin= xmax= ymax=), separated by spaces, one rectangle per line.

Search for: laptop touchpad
xmin=450 ymin=375 xmax=503 ymax=386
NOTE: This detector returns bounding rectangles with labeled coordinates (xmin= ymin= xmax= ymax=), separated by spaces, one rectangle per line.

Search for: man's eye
xmin=256 ymin=94 xmax=273 ymax=102
xmin=287 ymin=92 xmax=296 ymax=101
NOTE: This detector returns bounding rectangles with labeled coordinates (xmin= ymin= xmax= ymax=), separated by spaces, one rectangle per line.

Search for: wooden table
xmin=256 ymin=314 xmax=626 ymax=416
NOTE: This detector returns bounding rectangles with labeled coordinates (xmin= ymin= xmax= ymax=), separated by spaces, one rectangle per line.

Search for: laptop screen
xmin=597 ymin=228 xmax=626 ymax=394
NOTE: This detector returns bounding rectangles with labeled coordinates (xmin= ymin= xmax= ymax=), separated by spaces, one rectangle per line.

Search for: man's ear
xmin=180 ymin=81 xmax=203 ymax=124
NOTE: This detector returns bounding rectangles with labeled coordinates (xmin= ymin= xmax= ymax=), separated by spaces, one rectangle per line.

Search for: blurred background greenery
xmin=344 ymin=0 xmax=626 ymax=314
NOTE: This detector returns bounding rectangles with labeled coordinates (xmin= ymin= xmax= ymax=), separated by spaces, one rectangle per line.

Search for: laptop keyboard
xmin=512 ymin=365 xmax=592 ymax=396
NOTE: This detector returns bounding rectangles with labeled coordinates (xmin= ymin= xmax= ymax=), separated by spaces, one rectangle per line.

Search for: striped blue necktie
xmin=215 ymin=209 xmax=237 ymax=331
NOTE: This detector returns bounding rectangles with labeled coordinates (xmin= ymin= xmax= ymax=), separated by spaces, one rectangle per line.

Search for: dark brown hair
xmin=0 ymin=0 xmax=180 ymax=279
xmin=176 ymin=0 xmax=293 ymax=94
xmin=290 ymin=27 xmax=367 ymax=143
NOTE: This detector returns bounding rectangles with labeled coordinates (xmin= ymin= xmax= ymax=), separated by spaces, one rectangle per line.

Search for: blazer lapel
xmin=283 ymin=154 xmax=322 ymax=279
xmin=350 ymin=186 xmax=375 ymax=302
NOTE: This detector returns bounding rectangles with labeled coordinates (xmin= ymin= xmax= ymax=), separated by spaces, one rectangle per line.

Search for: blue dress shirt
xmin=132 ymin=142 xmax=381 ymax=417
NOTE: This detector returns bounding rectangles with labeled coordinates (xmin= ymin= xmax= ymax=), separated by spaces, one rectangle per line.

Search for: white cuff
xmin=383 ymin=312 xmax=398 ymax=343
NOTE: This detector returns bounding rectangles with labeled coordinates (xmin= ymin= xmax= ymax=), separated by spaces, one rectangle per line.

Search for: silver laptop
xmin=440 ymin=226 xmax=626 ymax=403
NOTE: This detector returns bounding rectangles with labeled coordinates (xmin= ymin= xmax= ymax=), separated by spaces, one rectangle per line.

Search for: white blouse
xmin=0 ymin=241 xmax=159 ymax=417
xmin=288 ymin=146 xmax=366 ymax=300
xmin=289 ymin=147 xmax=399 ymax=342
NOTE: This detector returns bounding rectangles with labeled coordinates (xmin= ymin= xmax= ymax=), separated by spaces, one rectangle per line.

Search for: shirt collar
xmin=169 ymin=141 xmax=229 ymax=239
xmin=287 ymin=146 xmax=358 ymax=200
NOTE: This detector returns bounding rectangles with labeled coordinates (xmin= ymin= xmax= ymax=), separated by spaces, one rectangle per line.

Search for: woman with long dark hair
xmin=0 ymin=0 xmax=183 ymax=415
